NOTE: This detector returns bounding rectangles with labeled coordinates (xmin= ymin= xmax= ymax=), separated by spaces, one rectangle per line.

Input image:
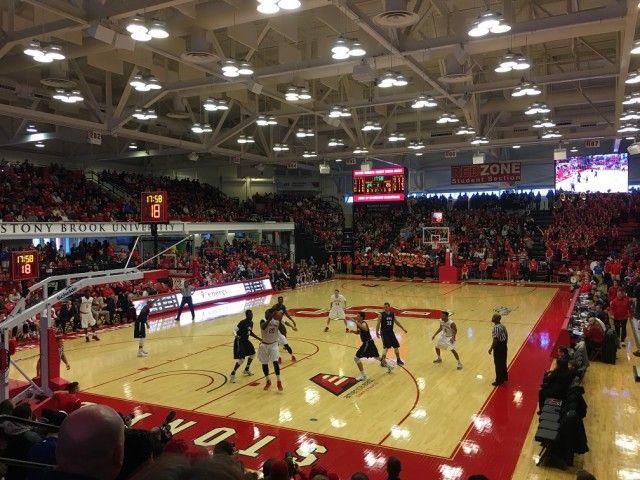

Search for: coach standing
xmin=175 ymin=280 xmax=195 ymax=322
xmin=488 ymin=313 xmax=508 ymax=386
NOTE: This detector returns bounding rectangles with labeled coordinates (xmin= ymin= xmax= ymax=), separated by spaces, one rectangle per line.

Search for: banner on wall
xmin=450 ymin=162 xmax=521 ymax=185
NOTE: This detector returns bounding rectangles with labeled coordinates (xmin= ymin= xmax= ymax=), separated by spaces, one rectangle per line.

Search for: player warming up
xmin=376 ymin=302 xmax=407 ymax=366
xmin=432 ymin=311 xmax=463 ymax=370
xmin=258 ymin=308 xmax=284 ymax=391
xmin=80 ymin=291 xmax=100 ymax=343
xmin=350 ymin=311 xmax=392 ymax=380
xmin=273 ymin=296 xmax=297 ymax=363
xmin=134 ymin=300 xmax=153 ymax=357
xmin=325 ymin=289 xmax=348 ymax=332
xmin=230 ymin=309 xmax=261 ymax=383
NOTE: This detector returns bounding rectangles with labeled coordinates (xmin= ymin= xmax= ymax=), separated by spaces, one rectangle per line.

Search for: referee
xmin=488 ymin=313 xmax=508 ymax=386
xmin=175 ymin=280 xmax=195 ymax=322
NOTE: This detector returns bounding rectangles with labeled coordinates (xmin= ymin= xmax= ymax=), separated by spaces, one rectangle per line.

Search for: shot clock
xmin=140 ymin=191 xmax=169 ymax=223
xmin=11 ymin=250 xmax=39 ymax=280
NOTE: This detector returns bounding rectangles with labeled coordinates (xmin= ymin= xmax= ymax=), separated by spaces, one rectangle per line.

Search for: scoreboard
xmin=352 ymin=167 xmax=406 ymax=203
xmin=140 ymin=191 xmax=169 ymax=223
xmin=11 ymin=250 xmax=39 ymax=281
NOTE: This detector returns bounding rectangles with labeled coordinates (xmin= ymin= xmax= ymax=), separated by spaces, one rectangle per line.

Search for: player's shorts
xmin=258 ymin=342 xmax=279 ymax=364
xmin=356 ymin=340 xmax=380 ymax=359
xmin=381 ymin=332 xmax=400 ymax=349
xmin=277 ymin=332 xmax=288 ymax=346
xmin=80 ymin=312 xmax=96 ymax=329
xmin=329 ymin=307 xmax=346 ymax=320
xmin=233 ymin=337 xmax=256 ymax=359
xmin=437 ymin=335 xmax=455 ymax=351
xmin=133 ymin=321 xmax=146 ymax=339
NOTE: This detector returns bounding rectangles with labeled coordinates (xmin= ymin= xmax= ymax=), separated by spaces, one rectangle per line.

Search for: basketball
xmin=273 ymin=310 xmax=283 ymax=321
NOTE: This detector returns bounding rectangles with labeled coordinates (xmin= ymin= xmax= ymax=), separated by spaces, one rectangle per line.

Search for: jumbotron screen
xmin=555 ymin=153 xmax=628 ymax=193
xmin=352 ymin=168 xmax=406 ymax=203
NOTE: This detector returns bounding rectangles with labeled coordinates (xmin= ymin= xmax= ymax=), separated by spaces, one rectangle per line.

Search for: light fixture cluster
xmin=125 ymin=17 xmax=169 ymax=42
xmin=285 ymin=86 xmax=312 ymax=102
xmin=470 ymin=136 xmax=489 ymax=145
xmin=237 ymin=134 xmax=255 ymax=144
xmin=408 ymin=141 xmax=425 ymax=150
xmin=26 ymin=125 xmax=38 ymax=133
xmin=296 ymin=128 xmax=314 ymax=138
xmin=353 ymin=146 xmax=369 ymax=154
xmin=377 ymin=71 xmax=408 ymax=88
xmin=569 ymin=145 xmax=578 ymax=153
xmin=273 ymin=143 xmax=290 ymax=152
xmin=328 ymin=138 xmax=345 ymax=147
xmin=256 ymin=0 xmax=301 ymax=15
xmin=191 ymin=123 xmax=213 ymax=134
xmin=203 ymin=98 xmax=228 ymax=111
xmin=328 ymin=106 xmax=351 ymax=118
xmin=623 ymin=92 xmax=640 ymax=105
xmin=52 ymin=89 xmax=84 ymax=104
xmin=411 ymin=95 xmax=437 ymax=109
xmin=388 ymin=132 xmax=406 ymax=142
xmin=525 ymin=103 xmax=551 ymax=115
xmin=621 ymin=110 xmax=640 ymax=121
xmin=436 ymin=113 xmax=459 ymax=124
xmin=455 ymin=125 xmax=476 ymax=135
xmin=618 ymin=123 xmax=640 ymax=133
xmin=330 ymin=37 xmax=366 ymax=60
xmin=541 ymin=130 xmax=562 ymax=139
xmin=626 ymin=70 xmax=640 ymax=84
xmin=512 ymin=81 xmax=541 ymax=97
xmin=35 ymin=141 xmax=45 ymax=148
xmin=495 ymin=52 xmax=530 ymax=73
xmin=23 ymin=41 xmax=65 ymax=63
xmin=468 ymin=10 xmax=511 ymax=37
xmin=130 ymin=73 xmax=162 ymax=92
xmin=221 ymin=60 xmax=254 ymax=78
xmin=362 ymin=121 xmax=382 ymax=131
xmin=256 ymin=115 xmax=277 ymax=126
xmin=302 ymin=150 xmax=318 ymax=158
xmin=532 ymin=118 xmax=556 ymax=128
xmin=132 ymin=108 xmax=158 ymax=120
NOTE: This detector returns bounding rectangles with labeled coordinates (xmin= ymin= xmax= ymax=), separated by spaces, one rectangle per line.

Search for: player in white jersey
xmin=325 ymin=289 xmax=348 ymax=332
xmin=258 ymin=308 xmax=284 ymax=391
xmin=431 ymin=311 xmax=462 ymax=369
xmin=80 ymin=292 xmax=100 ymax=342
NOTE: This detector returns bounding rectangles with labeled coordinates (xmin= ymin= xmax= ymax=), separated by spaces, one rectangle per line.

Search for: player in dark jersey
xmin=376 ymin=302 xmax=407 ymax=366
xmin=134 ymin=300 xmax=153 ymax=357
xmin=230 ymin=310 xmax=262 ymax=383
xmin=350 ymin=311 xmax=391 ymax=380
xmin=272 ymin=296 xmax=297 ymax=363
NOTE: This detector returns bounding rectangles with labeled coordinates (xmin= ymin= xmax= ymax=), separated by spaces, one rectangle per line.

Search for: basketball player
xmin=350 ymin=311 xmax=391 ymax=380
xmin=134 ymin=300 xmax=153 ymax=357
xmin=273 ymin=297 xmax=297 ymax=363
xmin=80 ymin=292 xmax=99 ymax=342
xmin=325 ymin=289 xmax=348 ymax=332
xmin=432 ymin=311 xmax=463 ymax=370
xmin=175 ymin=280 xmax=195 ymax=322
xmin=230 ymin=309 xmax=261 ymax=383
xmin=258 ymin=308 xmax=284 ymax=391
xmin=376 ymin=302 xmax=407 ymax=366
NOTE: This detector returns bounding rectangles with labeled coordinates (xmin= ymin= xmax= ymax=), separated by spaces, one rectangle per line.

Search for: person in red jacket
xmin=461 ymin=262 xmax=469 ymax=281
xmin=609 ymin=290 xmax=632 ymax=345
xmin=610 ymin=259 xmax=622 ymax=282
xmin=478 ymin=259 xmax=488 ymax=280
xmin=583 ymin=317 xmax=605 ymax=357
xmin=344 ymin=254 xmax=353 ymax=275
xmin=47 ymin=381 xmax=82 ymax=414
xmin=608 ymin=280 xmax=620 ymax=302
xmin=528 ymin=258 xmax=538 ymax=282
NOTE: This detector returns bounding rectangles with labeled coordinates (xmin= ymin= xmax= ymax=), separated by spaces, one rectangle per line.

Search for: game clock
xmin=140 ymin=191 xmax=169 ymax=223
xmin=11 ymin=250 xmax=39 ymax=281
xmin=352 ymin=168 xmax=406 ymax=203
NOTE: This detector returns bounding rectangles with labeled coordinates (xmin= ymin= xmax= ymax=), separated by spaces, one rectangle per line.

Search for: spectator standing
xmin=609 ymin=290 xmax=632 ymax=346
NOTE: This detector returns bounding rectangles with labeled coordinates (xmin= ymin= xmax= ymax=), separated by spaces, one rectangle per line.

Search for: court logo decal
xmin=494 ymin=306 xmax=512 ymax=316
xmin=310 ymin=373 xmax=358 ymax=396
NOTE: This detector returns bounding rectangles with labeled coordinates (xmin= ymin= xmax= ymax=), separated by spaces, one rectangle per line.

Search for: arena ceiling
xmin=0 ymin=0 xmax=637 ymax=169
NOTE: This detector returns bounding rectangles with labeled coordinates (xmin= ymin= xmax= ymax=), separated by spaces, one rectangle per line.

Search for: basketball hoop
xmin=422 ymin=226 xmax=450 ymax=249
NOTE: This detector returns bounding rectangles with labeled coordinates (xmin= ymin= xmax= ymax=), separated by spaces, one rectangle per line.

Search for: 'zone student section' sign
xmin=450 ymin=162 xmax=521 ymax=185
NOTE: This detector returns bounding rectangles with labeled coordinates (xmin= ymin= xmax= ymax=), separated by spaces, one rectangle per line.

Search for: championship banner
xmin=450 ymin=162 xmax=521 ymax=185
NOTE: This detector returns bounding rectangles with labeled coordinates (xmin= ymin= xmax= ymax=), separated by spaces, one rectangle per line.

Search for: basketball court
xmin=12 ymin=277 xmax=625 ymax=479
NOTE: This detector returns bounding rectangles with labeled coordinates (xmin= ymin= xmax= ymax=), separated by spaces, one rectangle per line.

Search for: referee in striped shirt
xmin=488 ymin=313 xmax=508 ymax=386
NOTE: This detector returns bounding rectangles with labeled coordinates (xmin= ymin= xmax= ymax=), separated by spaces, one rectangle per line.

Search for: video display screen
xmin=555 ymin=153 xmax=628 ymax=193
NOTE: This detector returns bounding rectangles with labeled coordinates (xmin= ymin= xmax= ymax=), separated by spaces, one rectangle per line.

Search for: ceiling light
xmin=238 ymin=62 xmax=254 ymax=75
xmin=512 ymin=81 xmax=541 ymax=97
xmin=377 ymin=71 xmax=408 ymax=88
xmin=257 ymin=0 xmax=280 ymax=14
xmin=353 ymin=146 xmax=368 ymax=154
xmin=148 ymin=20 xmax=169 ymax=39
xmin=349 ymin=41 xmax=366 ymax=57
xmin=35 ymin=141 xmax=45 ymax=148
xmin=302 ymin=150 xmax=318 ymax=158
xmin=273 ymin=143 xmax=289 ymax=152
xmin=203 ymin=98 xmax=228 ymax=112
xmin=495 ymin=52 xmax=530 ymax=73
xmin=335 ymin=158 xmax=343 ymax=162
xmin=24 ymin=40 xmax=66 ymax=63
xmin=328 ymin=138 xmax=345 ymax=147
xmin=408 ymin=141 xmax=425 ymax=150
xmin=626 ymin=70 xmax=640 ymax=84
xmin=532 ymin=118 xmax=556 ymax=128
xmin=298 ymin=88 xmax=311 ymax=100
xmin=331 ymin=38 xmax=350 ymax=56
xmin=221 ymin=59 xmax=253 ymax=78
xmin=618 ymin=123 xmax=640 ymax=133
xmin=436 ymin=112 xmax=459 ymax=124
xmin=52 ymin=89 xmax=84 ymax=104
xmin=468 ymin=10 xmax=510 ymax=37
xmin=362 ymin=121 xmax=382 ymax=131
xmin=131 ymin=107 xmax=157 ymax=120
xmin=415 ymin=152 xmax=423 ymax=156
xmin=388 ymin=132 xmax=406 ymax=142
xmin=512 ymin=145 xmax=521 ymax=149
xmin=569 ymin=146 xmax=578 ymax=153
xmin=329 ymin=105 xmax=351 ymax=118
xmin=277 ymin=0 xmax=301 ymax=10
xmin=296 ymin=128 xmax=314 ymax=138
xmin=125 ymin=17 xmax=169 ymax=42
xmin=256 ymin=115 xmax=269 ymax=126
xmin=126 ymin=17 xmax=147 ymax=34
xmin=621 ymin=110 xmax=640 ymax=121
xmin=237 ymin=134 xmax=255 ymax=144
xmin=470 ymin=136 xmax=489 ymax=145
xmin=201 ymin=123 xmax=213 ymax=133
xmin=525 ymin=103 xmax=551 ymax=115
xmin=455 ymin=125 xmax=476 ymax=135
xmin=285 ymin=86 xmax=312 ymax=102
xmin=411 ymin=95 xmax=437 ymax=109
xmin=26 ymin=125 xmax=38 ymax=133
xmin=632 ymin=40 xmax=640 ymax=54
xmin=129 ymin=73 xmax=162 ymax=92
xmin=131 ymin=30 xmax=152 ymax=42
xmin=191 ymin=123 xmax=204 ymax=134
xmin=128 ymin=142 xmax=138 ymax=150
xmin=45 ymin=44 xmax=65 ymax=61
xmin=541 ymin=129 xmax=562 ymax=139
xmin=623 ymin=92 xmax=640 ymax=105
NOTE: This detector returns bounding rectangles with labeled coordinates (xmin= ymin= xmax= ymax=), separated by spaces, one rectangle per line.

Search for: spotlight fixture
xmin=285 ymin=86 xmax=312 ymax=102
xmin=626 ymin=70 xmax=640 ymax=84
xmin=23 ymin=40 xmax=66 ymax=63
xmin=256 ymin=0 xmax=301 ymax=15
xmin=541 ymin=129 xmax=562 ymax=139
xmin=52 ymin=89 xmax=84 ymax=104
xmin=237 ymin=134 xmax=255 ymax=144
xmin=408 ymin=141 xmax=425 ymax=150
xmin=221 ymin=59 xmax=253 ymax=78
xmin=129 ymin=73 xmax=162 ymax=92
xmin=470 ymin=136 xmax=489 ymax=145
xmin=494 ymin=52 xmax=530 ymax=73
xmin=623 ymin=92 xmax=640 ymax=105
xmin=328 ymin=105 xmax=351 ymax=118
xmin=377 ymin=71 xmax=408 ymax=88
xmin=328 ymin=138 xmax=345 ymax=147
xmin=202 ymin=98 xmax=229 ymax=112
xmin=125 ymin=17 xmax=169 ymax=42
xmin=620 ymin=110 xmax=640 ymax=121
xmin=512 ymin=145 xmax=521 ymax=149
xmin=618 ymin=123 xmax=640 ymax=133
xmin=256 ymin=115 xmax=277 ymax=126
xmin=131 ymin=107 xmax=158 ymax=120
xmin=631 ymin=40 xmax=640 ymax=54
xmin=330 ymin=37 xmax=367 ymax=60
xmin=302 ymin=150 xmax=318 ymax=158
xmin=35 ymin=141 xmax=45 ymax=148
xmin=455 ymin=125 xmax=476 ymax=135
xmin=26 ymin=125 xmax=38 ymax=133
xmin=512 ymin=81 xmax=541 ymax=97
xmin=468 ymin=10 xmax=511 ymax=37
xmin=532 ymin=118 xmax=556 ymax=129
xmin=411 ymin=95 xmax=437 ymax=109
xmin=525 ymin=103 xmax=551 ymax=115
xmin=388 ymin=132 xmax=406 ymax=142
xmin=362 ymin=121 xmax=382 ymax=131
xmin=436 ymin=113 xmax=459 ymax=124
xmin=353 ymin=146 xmax=369 ymax=154
xmin=273 ymin=143 xmax=289 ymax=152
